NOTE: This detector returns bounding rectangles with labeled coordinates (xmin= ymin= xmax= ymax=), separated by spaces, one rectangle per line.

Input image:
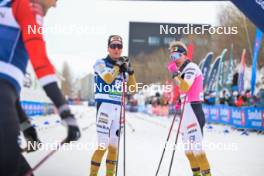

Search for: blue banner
xmin=230 ymin=107 xmax=246 ymax=129
xmin=226 ymin=45 xmax=234 ymax=85
xmin=206 ymin=56 xmax=221 ymax=93
xmin=20 ymin=101 xmax=55 ymax=118
xmin=203 ymin=104 xmax=264 ymax=131
xmin=203 ymin=105 xmax=210 ymax=122
xmin=238 ymin=49 xmax=246 ymax=94
xmin=231 ymin=0 xmax=264 ymax=32
xmin=217 ymin=49 xmax=228 ymax=92
xmin=245 ymin=107 xmax=263 ymax=130
xmin=208 ymin=106 xmax=219 ymax=123
xmin=218 ymin=105 xmax=231 ymax=125
xmin=201 ymin=52 xmax=213 ymax=87
xmin=251 ymin=28 xmax=263 ymax=95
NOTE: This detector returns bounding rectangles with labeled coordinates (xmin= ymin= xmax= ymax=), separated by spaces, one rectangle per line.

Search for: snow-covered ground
xmin=23 ymin=105 xmax=264 ymax=176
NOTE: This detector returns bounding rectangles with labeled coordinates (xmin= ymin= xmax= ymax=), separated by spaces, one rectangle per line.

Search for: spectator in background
xmin=241 ymin=90 xmax=251 ymax=106
xmin=128 ymin=94 xmax=138 ymax=112
xmin=160 ymin=94 xmax=169 ymax=106
xmin=231 ymin=72 xmax=239 ymax=92
xmin=235 ymin=94 xmax=244 ymax=107
xmin=151 ymin=92 xmax=161 ymax=106
xmin=219 ymin=90 xmax=227 ymax=105
xmin=256 ymin=89 xmax=264 ymax=108
xmin=228 ymin=91 xmax=238 ymax=106
xmin=249 ymin=95 xmax=258 ymax=107
xmin=204 ymin=93 xmax=210 ymax=105
xmin=155 ymin=92 xmax=161 ymax=105
xmin=207 ymin=91 xmax=216 ymax=105
xmin=151 ymin=96 xmax=158 ymax=107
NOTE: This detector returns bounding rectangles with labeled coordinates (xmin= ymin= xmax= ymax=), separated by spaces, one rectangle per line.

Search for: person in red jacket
xmin=235 ymin=95 xmax=244 ymax=107
xmin=0 ymin=0 xmax=81 ymax=175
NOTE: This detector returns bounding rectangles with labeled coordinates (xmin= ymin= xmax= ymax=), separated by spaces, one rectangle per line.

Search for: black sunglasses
xmin=109 ymin=44 xmax=123 ymax=49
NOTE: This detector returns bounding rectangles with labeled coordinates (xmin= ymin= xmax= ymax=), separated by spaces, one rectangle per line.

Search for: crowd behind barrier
xmin=20 ymin=101 xmax=55 ymax=118
xmin=203 ymin=104 xmax=264 ymax=131
xmin=20 ymin=98 xmax=86 ymax=118
xmin=125 ymin=104 xmax=264 ymax=131
xmin=21 ymin=97 xmax=264 ymax=131
xmin=123 ymin=87 xmax=264 ymax=131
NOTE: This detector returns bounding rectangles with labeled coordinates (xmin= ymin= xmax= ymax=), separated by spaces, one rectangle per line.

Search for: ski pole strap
xmin=20 ymin=120 xmax=31 ymax=131
xmin=58 ymin=104 xmax=71 ymax=115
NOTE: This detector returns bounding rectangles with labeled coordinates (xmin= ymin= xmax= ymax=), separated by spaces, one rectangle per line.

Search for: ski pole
xmin=168 ymin=96 xmax=187 ymax=176
xmin=115 ymin=73 xmax=126 ymax=176
xmin=155 ymin=105 xmax=178 ymax=176
xmin=123 ymin=80 xmax=126 ymax=176
xmin=25 ymin=139 xmax=66 ymax=176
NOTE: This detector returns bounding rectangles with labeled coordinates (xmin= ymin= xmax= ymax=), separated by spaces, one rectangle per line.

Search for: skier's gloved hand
xmin=20 ymin=120 xmax=42 ymax=152
xmin=115 ymin=56 xmax=128 ymax=67
xmin=167 ymin=61 xmax=178 ymax=73
xmin=24 ymin=126 xmax=42 ymax=152
xmin=120 ymin=62 xmax=134 ymax=75
xmin=172 ymin=70 xmax=181 ymax=79
xmin=167 ymin=61 xmax=181 ymax=79
xmin=23 ymin=126 xmax=40 ymax=143
xmin=118 ymin=56 xmax=134 ymax=75
xmin=59 ymin=106 xmax=81 ymax=143
xmin=119 ymin=56 xmax=129 ymax=62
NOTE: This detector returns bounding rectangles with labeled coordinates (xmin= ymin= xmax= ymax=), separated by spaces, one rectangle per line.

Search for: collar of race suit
xmin=106 ymin=55 xmax=117 ymax=65
xmin=179 ymin=59 xmax=191 ymax=73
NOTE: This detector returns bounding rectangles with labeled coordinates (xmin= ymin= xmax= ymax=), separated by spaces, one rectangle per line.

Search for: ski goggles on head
xmin=170 ymin=45 xmax=187 ymax=55
xmin=109 ymin=43 xmax=123 ymax=49
xmin=170 ymin=52 xmax=182 ymax=61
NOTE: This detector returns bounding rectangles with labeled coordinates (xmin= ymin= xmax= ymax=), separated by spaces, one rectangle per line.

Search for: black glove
xmin=172 ymin=70 xmax=181 ymax=78
xmin=115 ymin=56 xmax=128 ymax=67
xmin=116 ymin=56 xmax=134 ymax=75
xmin=120 ymin=56 xmax=129 ymax=63
xmin=60 ymin=107 xmax=81 ymax=143
xmin=22 ymin=124 xmax=42 ymax=152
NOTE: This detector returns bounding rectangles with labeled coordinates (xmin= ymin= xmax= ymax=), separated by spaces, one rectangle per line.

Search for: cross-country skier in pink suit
xmin=167 ymin=41 xmax=211 ymax=176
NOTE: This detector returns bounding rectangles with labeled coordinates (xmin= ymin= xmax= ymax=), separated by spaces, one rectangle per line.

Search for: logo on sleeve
xmin=30 ymin=1 xmax=44 ymax=26
xmin=36 ymin=14 xmax=43 ymax=26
